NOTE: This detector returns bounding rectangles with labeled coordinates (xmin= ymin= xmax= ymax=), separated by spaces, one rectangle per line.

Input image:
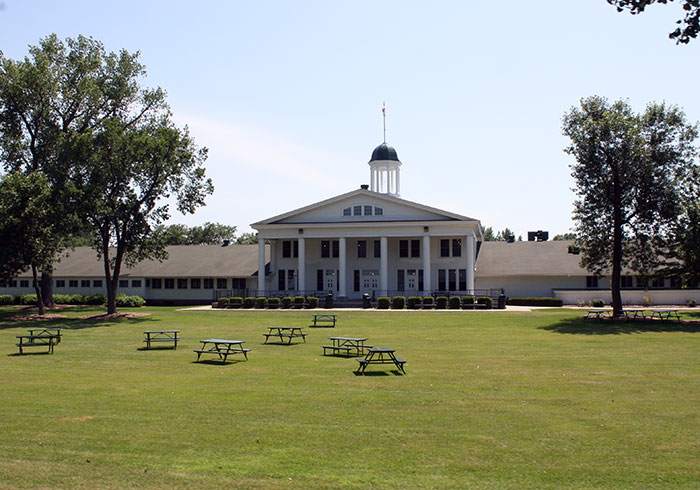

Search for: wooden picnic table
xmin=648 ymin=309 xmax=682 ymax=321
xmin=27 ymin=327 xmax=63 ymax=343
xmin=194 ymin=339 xmax=250 ymax=363
xmin=16 ymin=334 xmax=60 ymax=354
xmin=263 ymin=327 xmax=307 ymax=345
xmin=323 ymin=336 xmax=370 ymax=357
xmin=621 ymin=308 xmax=648 ymax=320
xmin=310 ymin=314 xmax=337 ymax=328
xmin=356 ymin=347 xmax=406 ymax=374
xmin=143 ymin=330 xmax=181 ymax=349
xmin=584 ymin=309 xmax=611 ymax=321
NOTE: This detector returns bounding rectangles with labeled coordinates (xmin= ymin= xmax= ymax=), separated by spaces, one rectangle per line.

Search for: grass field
xmin=1 ymin=306 xmax=699 ymax=489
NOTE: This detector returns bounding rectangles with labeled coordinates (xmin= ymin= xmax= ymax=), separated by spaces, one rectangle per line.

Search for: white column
xmin=257 ymin=239 xmax=266 ymax=293
xmin=380 ymin=236 xmax=388 ymax=296
xmin=298 ymin=238 xmax=306 ymax=292
xmin=269 ymin=240 xmax=277 ymax=283
xmin=423 ymin=235 xmax=431 ymax=295
xmin=338 ymin=237 xmax=347 ymax=298
xmin=370 ymin=169 xmax=375 ymax=192
xmin=396 ymin=168 xmax=400 ymax=196
xmin=466 ymin=234 xmax=475 ymax=293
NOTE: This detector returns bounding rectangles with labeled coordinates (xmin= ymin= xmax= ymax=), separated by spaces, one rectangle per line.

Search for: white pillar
xmin=380 ymin=236 xmax=388 ymax=296
xmin=257 ymin=239 xmax=266 ymax=293
xmin=423 ymin=235 xmax=431 ymax=295
xmin=466 ymin=234 xmax=475 ymax=293
xmin=298 ymin=238 xmax=306 ymax=293
xmin=370 ymin=169 xmax=375 ymax=192
xmin=396 ymin=168 xmax=400 ymax=196
xmin=338 ymin=237 xmax=347 ymax=298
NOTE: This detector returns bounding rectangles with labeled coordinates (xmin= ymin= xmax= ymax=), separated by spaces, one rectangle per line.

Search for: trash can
xmin=362 ymin=293 xmax=371 ymax=309
xmin=498 ymin=294 xmax=506 ymax=310
xmin=325 ymin=293 xmax=334 ymax=309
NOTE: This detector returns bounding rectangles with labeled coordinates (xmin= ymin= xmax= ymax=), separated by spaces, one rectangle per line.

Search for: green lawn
xmin=1 ymin=306 xmax=699 ymax=489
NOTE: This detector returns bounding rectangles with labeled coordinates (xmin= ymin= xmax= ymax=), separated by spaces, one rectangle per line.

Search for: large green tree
xmin=608 ymin=0 xmax=700 ymax=43
xmin=0 ymin=34 xmax=150 ymax=307
xmin=160 ymin=222 xmax=237 ymax=246
xmin=563 ymin=96 xmax=698 ymax=316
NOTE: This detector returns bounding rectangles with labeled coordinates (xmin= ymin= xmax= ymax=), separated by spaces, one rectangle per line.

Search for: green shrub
xmin=115 ymin=294 xmax=146 ymax=307
xmin=293 ymin=296 xmax=306 ymax=308
xmin=229 ymin=297 xmax=243 ymax=307
xmin=643 ymin=296 xmax=654 ymax=307
xmin=85 ymin=294 xmax=107 ymax=305
xmin=436 ymin=296 xmax=448 ymax=309
xmin=477 ymin=296 xmax=493 ymax=309
xmin=449 ymin=296 xmax=461 ymax=309
xmin=15 ymin=294 xmax=38 ymax=305
xmin=407 ymin=296 xmax=422 ymax=309
xmin=377 ymin=297 xmax=391 ymax=309
xmin=282 ymin=297 xmax=293 ymax=308
xmin=462 ymin=296 xmax=475 ymax=305
xmin=306 ymin=296 xmax=319 ymax=308
xmin=243 ymin=297 xmax=255 ymax=308
xmin=506 ymin=297 xmax=564 ymax=307
xmin=267 ymin=297 xmax=281 ymax=308
xmin=217 ymin=297 xmax=230 ymax=306
xmin=0 ymin=295 xmax=13 ymax=305
xmin=592 ymin=298 xmax=605 ymax=307
xmin=688 ymin=300 xmax=697 ymax=308
xmin=69 ymin=294 xmax=86 ymax=305
xmin=53 ymin=294 xmax=71 ymax=305
xmin=422 ymin=296 xmax=434 ymax=308
xmin=255 ymin=297 xmax=267 ymax=308
xmin=391 ymin=296 xmax=406 ymax=309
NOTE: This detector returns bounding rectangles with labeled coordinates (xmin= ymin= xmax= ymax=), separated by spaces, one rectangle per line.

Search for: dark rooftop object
xmin=360 ymin=184 xmax=369 ymax=190
xmin=369 ymin=143 xmax=400 ymax=163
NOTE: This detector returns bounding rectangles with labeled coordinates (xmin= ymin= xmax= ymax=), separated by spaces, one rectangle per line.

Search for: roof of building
xmin=476 ymin=240 xmax=586 ymax=277
xmin=47 ymin=245 xmax=265 ymax=278
xmin=369 ymin=142 xmax=400 ymax=163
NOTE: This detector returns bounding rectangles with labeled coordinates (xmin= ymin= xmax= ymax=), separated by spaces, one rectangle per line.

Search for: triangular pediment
xmin=252 ymin=189 xmax=478 ymax=226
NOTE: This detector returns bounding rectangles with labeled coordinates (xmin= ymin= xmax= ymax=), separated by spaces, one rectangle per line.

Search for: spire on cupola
xmin=368 ymin=102 xmax=402 ymax=196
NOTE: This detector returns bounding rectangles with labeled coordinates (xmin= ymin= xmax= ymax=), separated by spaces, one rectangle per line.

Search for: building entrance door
xmin=361 ymin=269 xmax=379 ymax=296
xmin=406 ymin=269 xmax=419 ymax=293
xmin=325 ymin=270 xmax=337 ymax=292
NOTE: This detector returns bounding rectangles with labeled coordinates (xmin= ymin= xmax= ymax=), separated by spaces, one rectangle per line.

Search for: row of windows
xmin=148 ymin=278 xmax=247 ymax=290
xmin=342 ymin=205 xmax=384 ymax=217
xmin=283 ymin=238 xmax=467 ymax=260
xmin=440 ymin=239 xmax=462 ymax=258
xmin=0 ymin=279 xmax=109 ymax=289
xmin=586 ymin=276 xmax=682 ymax=288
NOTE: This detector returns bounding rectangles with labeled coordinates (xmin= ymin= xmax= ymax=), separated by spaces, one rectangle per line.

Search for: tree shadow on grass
xmin=541 ymin=317 xmax=700 ymax=335
xmin=0 ymin=307 xmax=156 ymax=331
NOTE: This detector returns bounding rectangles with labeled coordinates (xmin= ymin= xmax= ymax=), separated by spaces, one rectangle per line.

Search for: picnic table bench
xmin=263 ymin=327 xmax=307 ymax=345
xmin=584 ymin=309 xmax=611 ymax=321
xmin=143 ymin=330 xmax=181 ymax=349
xmin=356 ymin=347 xmax=406 ymax=374
xmin=194 ymin=339 xmax=250 ymax=363
xmin=323 ymin=336 xmax=370 ymax=357
xmin=649 ymin=309 xmax=681 ymax=321
xmin=16 ymin=334 xmax=60 ymax=354
xmin=310 ymin=314 xmax=337 ymax=328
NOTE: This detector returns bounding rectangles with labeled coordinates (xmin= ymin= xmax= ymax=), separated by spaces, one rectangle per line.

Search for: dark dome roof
xmin=369 ymin=143 xmax=400 ymax=162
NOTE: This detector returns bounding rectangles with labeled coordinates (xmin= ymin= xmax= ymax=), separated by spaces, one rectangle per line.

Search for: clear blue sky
xmin=1 ymin=1 xmax=698 ymax=238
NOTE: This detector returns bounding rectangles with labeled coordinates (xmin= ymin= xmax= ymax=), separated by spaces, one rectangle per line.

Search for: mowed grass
xmin=0 ymin=307 xmax=699 ymax=489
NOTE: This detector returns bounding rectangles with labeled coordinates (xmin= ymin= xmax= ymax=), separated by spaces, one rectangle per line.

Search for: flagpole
xmin=382 ymin=102 xmax=386 ymax=143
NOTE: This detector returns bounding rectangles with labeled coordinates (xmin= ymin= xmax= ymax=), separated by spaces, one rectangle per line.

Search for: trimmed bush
xmin=477 ymin=296 xmax=493 ymax=309
xmin=255 ymin=297 xmax=267 ymax=308
xmin=53 ymin=294 xmax=72 ymax=305
xmin=462 ymin=296 xmax=475 ymax=305
xmin=215 ymin=297 xmax=229 ymax=308
xmin=422 ymin=296 xmax=434 ymax=309
xmin=435 ymin=296 xmax=448 ymax=309
xmin=293 ymin=296 xmax=306 ymax=309
xmin=0 ymin=295 xmax=13 ymax=305
xmin=377 ymin=297 xmax=391 ymax=309
xmin=15 ymin=294 xmax=38 ymax=305
xmin=449 ymin=296 xmax=461 ymax=309
xmin=84 ymin=294 xmax=107 ymax=305
xmin=243 ymin=297 xmax=255 ymax=308
xmin=592 ymin=298 xmax=605 ymax=307
xmin=306 ymin=296 xmax=319 ymax=308
xmin=407 ymin=296 xmax=422 ymax=309
xmin=282 ymin=297 xmax=293 ymax=309
xmin=506 ymin=297 xmax=564 ymax=307
xmin=115 ymin=294 xmax=146 ymax=307
xmin=391 ymin=296 xmax=406 ymax=309
xmin=267 ymin=297 xmax=281 ymax=308
xmin=229 ymin=297 xmax=243 ymax=308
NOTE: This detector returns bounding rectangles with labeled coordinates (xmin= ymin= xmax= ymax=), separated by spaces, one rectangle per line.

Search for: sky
xmin=1 ymin=1 xmax=699 ymax=238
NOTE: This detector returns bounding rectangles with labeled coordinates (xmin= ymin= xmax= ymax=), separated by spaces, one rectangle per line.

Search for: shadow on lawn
xmin=541 ymin=317 xmax=700 ymax=335
xmin=0 ymin=307 xmax=156 ymax=331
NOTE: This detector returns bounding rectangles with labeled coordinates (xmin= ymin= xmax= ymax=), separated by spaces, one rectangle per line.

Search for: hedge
xmin=422 ymin=296 xmax=434 ymax=308
xmin=15 ymin=294 xmax=37 ymax=305
xmin=267 ymin=297 xmax=281 ymax=308
xmin=282 ymin=297 xmax=293 ymax=308
xmin=506 ymin=297 xmax=564 ymax=307
xmin=477 ymin=296 xmax=493 ymax=309
xmin=0 ymin=295 xmax=13 ymax=305
xmin=448 ymin=296 xmax=461 ymax=309
xmin=407 ymin=296 xmax=422 ymax=309
xmin=306 ymin=296 xmax=319 ymax=308
xmin=392 ymin=296 xmax=406 ymax=309
xmin=255 ymin=297 xmax=267 ymax=308
xmin=115 ymin=294 xmax=146 ymax=307
xmin=435 ymin=296 xmax=448 ymax=309
xmin=377 ymin=297 xmax=391 ymax=309
xmin=229 ymin=297 xmax=243 ymax=307
xmin=461 ymin=296 xmax=475 ymax=305
xmin=293 ymin=296 xmax=306 ymax=308
xmin=243 ymin=297 xmax=256 ymax=308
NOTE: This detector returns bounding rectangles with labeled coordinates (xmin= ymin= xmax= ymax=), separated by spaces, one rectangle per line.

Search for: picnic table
xmin=622 ymin=308 xmax=648 ymax=320
xmin=263 ymin=327 xmax=307 ymax=345
xmin=310 ymin=314 xmax=337 ymax=328
xmin=27 ymin=327 xmax=63 ymax=343
xmin=143 ymin=330 xmax=181 ymax=349
xmin=649 ymin=309 xmax=682 ymax=321
xmin=356 ymin=347 xmax=406 ymax=374
xmin=323 ymin=336 xmax=370 ymax=357
xmin=16 ymin=333 xmax=60 ymax=354
xmin=194 ymin=339 xmax=250 ymax=363
xmin=584 ymin=309 xmax=611 ymax=321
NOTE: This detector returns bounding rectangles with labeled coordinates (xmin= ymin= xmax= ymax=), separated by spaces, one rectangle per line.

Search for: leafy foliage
xmin=160 ymin=222 xmax=237 ymax=246
xmin=608 ymin=0 xmax=700 ymax=43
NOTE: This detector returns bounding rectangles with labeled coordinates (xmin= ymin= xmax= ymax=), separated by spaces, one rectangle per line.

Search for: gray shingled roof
xmin=47 ymin=245 xmax=265 ymax=278
xmin=476 ymin=240 xmax=586 ymax=277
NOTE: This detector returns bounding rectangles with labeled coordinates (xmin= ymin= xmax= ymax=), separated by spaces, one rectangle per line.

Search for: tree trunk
xmin=611 ymin=161 xmax=624 ymax=318
xmin=40 ymin=267 xmax=55 ymax=307
xmin=31 ymin=264 xmax=45 ymax=316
